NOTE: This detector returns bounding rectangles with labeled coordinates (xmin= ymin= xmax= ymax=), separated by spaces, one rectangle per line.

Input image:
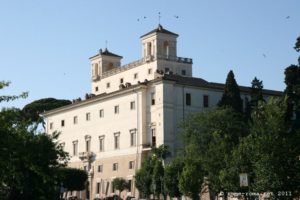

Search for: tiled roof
xmin=140 ymin=24 xmax=178 ymax=38
xmin=162 ymin=74 xmax=282 ymax=96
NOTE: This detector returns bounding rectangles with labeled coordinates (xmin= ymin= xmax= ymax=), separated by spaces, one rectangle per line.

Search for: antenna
xmin=105 ymin=40 xmax=108 ymax=49
xmin=158 ymin=12 xmax=161 ymax=24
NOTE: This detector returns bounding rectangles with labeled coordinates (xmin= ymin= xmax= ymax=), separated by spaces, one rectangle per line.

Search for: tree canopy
xmin=0 ymin=82 xmax=70 ymax=200
xmin=218 ymin=70 xmax=243 ymax=113
xmin=22 ymin=98 xmax=71 ymax=123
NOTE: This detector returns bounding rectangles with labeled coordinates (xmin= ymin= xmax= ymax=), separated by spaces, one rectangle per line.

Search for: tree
xmin=135 ymin=145 xmax=170 ymax=199
xmin=164 ymin=158 xmax=184 ymax=198
xmin=218 ymin=70 xmax=243 ymax=113
xmin=135 ymin=157 xmax=153 ymax=198
xmin=284 ymin=37 xmax=300 ymax=130
xmin=0 ymin=82 xmax=69 ymax=200
xmin=59 ymin=168 xmax=88 ymax=192
xmin=178 ymin=108 xmax=247 ymax=197
xmin=245 ymin=77 xmax=264 ymax=120
xmin=151 ymin=158 xmax=164 ymax=199
xmin=231 ymin=99 xmax=300 ymax=199
xmin=22 ymin=98 xmax=71 ymax=124
xmin=112 ymin=177 xmax=129 ymax=197
xmin=295 ymin=36 xmax=300 ymax=52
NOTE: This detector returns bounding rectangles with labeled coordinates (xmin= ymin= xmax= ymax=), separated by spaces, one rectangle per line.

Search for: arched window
xmin=147 ymin=42 xmax=152 ymax=56
xmin=107 ymin=62 xmax=114 ymax=70
xmin=163 ymin=41 xmax=169 ymax=58
xmin=95 ymin=63 xmax=99 ymax=76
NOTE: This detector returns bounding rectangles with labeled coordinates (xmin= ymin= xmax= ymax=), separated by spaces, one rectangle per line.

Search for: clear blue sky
xmin=1 ymin=0 xmax=299 ymax=108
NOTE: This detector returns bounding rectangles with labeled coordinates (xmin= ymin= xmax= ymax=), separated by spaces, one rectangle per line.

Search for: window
xmin=72 ymin=141 xmax=78 ymax=156
xmin=96 ymin=182 xmax=101 ymax=194
xmin=130 ymin=129 xmax=136 ymax=147
xmin=114 ymin=133 xmax=120 ymax=149
xmin=98 ymin=165 xmax=103 ymax=173
xmin=130 ymin=101 xmax=135 ymax=110
xmin=106 ymin=82 xmax=110 ymax=88
xmin=61 ymin=120 xmax=65 ymax=127
xmin=99 ymin=109 xmax=104 ymax=118
xmin=120 ymin=78 xmax=124 ymax=84
xmin=203 ymin=95 xmax=209 ymax=108
xmin=129 ymin=161 xmax=135 ymax=169
xmin=73 ymin=116 xmax=78 ymax=124
xmin=95 ymin=86 xmax=99 ymax=92
xmin=181 ymin=70 xmax=186 ymax=76
xmin=49 ymin=122 xmax=53 ymax=130
xmin=112 ymin=163 xmax=118 ymax=171
xmin=86 ymin=112 xmax=91 ymax=121
xmin=85 ymin=135 xmax=91 ymax=152
xmin=114 ymin=105 xmax=119 ymax=114
xmin=127 ymin=180 xmax=132 ymax=192
xmin=151 ymin=92 xmax=156 ymax=105
xmin=99 ymin=136 xmax=104 ymax=152
xmin=165 ymin=67 xmax=170 ymax=73
xmin=151 ymin=128 xmax=156 ymax=147
xmin=186 ymin=93 xmax=191 ymax=106
xmin=134 ymin=73 xmax=138 ymax=79
xmin=148 ymin=68 xmax=152 ymax=74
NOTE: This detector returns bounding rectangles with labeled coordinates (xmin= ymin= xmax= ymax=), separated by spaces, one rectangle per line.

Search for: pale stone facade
xmin=43 ymin=24 xmax=281 ymax=200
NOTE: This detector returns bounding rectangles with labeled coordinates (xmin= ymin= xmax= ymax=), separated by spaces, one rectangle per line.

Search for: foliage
xmin=22 ymin=98 xmax=71 ymax=123
xmin=177 ymin=108 xmax=247 ymax=197
xmin=112 ymin=177 xmax=129 ymax=196
xmin=0 ymin=81 xmax=28 ymax=102
xmin=295 ymin=36 xmax=300 ymax=52
xmin=135 ymin=145 xmax=170 ymax=199
xmin=0 ymin=82 xmax=69 ymax=200
xmin=231 ymin=99 xmax=300 ymax=198
xmin=178 ymin=149 xmax=202 ymax=200
xmin=135 ymin=158 xmax=153 ymax=198
xmin=59 ymin=167 xmax=88 ymax=191
xmin=164 ymin=158 xmax=184 ymax=198
xmin=151 ymin=158 xmax=164 ymax=198
xmin=218 ymin=70 xmax=243 ymax=113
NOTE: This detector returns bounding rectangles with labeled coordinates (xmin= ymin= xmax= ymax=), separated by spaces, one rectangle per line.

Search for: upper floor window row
xmin=49 ymin=100 xmax=139 ymax=129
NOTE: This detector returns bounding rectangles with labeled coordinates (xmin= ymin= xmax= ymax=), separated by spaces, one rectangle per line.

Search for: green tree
xmin=245 ymin=77 xmax=264 ymax=120
xmin=112 ymin=177 xmax=128 ymax=197
xmin=284 ymin=37 xmax=300 ymax=130
xmin=135 ymin=145 xmax=170 ymax=199
xmin=135 ymin=158 xmax=153 ymax=198
xmin=231 ymin=99 xmax=300 ymax=199
xmin=22 ymin=98 xmax=71 ymax=124
xmin=218 ymin=70 xmax=243 ymax=113
xmin=178 ymin=145 xmax=203 ymax=200
xmin=250 ymin=77 xmax=264 ymax=107
xmin=164 ymin=158 xmax=184 ymax=198
xmin=0 ymin=82 xmax=69 ymax=200
xmin=59 ymin=168 xmax=88 ymax=192
xmin=178 ymin=108 xmax=247 ymax=197
xmin=151 ymin=158 xmax=164 ymax=199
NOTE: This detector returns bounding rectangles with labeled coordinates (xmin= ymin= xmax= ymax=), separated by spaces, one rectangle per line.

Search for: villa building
xmin=42 ymin=24 xmax=281 ymax=199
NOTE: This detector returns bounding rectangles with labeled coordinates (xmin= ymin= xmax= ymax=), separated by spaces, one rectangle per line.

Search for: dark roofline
xmin=162 ymin=74 xmax=282 ymax=96
xmin=140 ymin=24 xmax=178 ymax=38
xmin=89 ymin=48 xmax=123 ymax=59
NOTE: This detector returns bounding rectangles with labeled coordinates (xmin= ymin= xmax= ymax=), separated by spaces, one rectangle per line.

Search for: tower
xmin=89 ymin=48 xmax=123 ymax=82
xmin=140 ymin=24 xmax=178 ymax=61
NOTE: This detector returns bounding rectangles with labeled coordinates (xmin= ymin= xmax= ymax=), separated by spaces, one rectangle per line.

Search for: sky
xmin=1 ymin=0 xmax=299 ymax=109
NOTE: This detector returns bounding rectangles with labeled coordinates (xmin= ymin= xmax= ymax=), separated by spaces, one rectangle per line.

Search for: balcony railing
xmin=79 ymin=151 xmax=94 ymax=161
xmin=99 ymin=54 xmax=192 ymax=79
